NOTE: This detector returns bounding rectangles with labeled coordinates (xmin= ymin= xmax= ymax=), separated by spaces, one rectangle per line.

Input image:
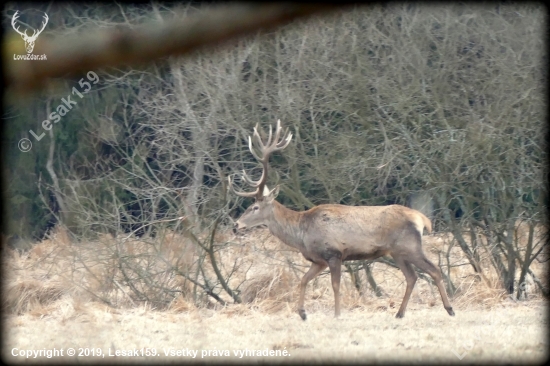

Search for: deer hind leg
xmin=298 ymin=262 xmax=327 ymax=320
xmin=327 ymin=257 xmax=342 ymax=318
xmin=392 ymin=256 xmax=418 ymax=318
xmin=409 ymin=254 xmax=455 ymax=316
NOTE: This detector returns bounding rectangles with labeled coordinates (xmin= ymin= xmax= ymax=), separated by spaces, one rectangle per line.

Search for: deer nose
xmin=232 ymin=223 xmax=238 ymax=234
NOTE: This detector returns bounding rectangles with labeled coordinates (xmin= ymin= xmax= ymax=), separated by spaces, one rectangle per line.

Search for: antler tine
xmin=274 ymin=119 xmax=283 ymax=143
xmin=228 ymin=175 xmax=258 ymax=198
xmin=247 ymin=135 xmax=263 ymax=163
xmin=29 ymin=12 xmax=48 ymax=38
xmin=11 ymin=10 xmax=19 ymax=26
xmin=277 ymin=131 xmax=293 ymax=149
xmin=265 ymin=123 xmax=273 ymax=148
xmin=36 ymin=12 xmax=49 ymax=35
xmin=42 ymin=13 xmax=49 ymax=27
xmin=242 ymin=169 xmax=265 ymax=187
xmin=251 ymin=124 xmax=267 ymax=153
xmin=12 ymin=11 xmax=25 ymax=36
xmin=272 ymin=120 xmax=291 ymax=149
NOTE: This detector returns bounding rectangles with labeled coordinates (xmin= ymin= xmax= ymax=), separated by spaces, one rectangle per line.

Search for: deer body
xmin=229 ymin=120 xmax=455 ymax=320
xmin=260 ymin=202 xmax=427 ymax=262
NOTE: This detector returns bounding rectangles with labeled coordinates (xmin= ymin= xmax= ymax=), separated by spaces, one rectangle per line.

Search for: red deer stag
xmin=228 ymin=120 xmax=455 ymax=320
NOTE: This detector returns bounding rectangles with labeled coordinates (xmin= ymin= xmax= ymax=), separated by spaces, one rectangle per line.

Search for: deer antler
xmin=12 ymin=11 xmax=49 ymax=53
xmin=32 ymin=12 xmax=49 ymax=39
xmin=12 ymin=11 xmax=48 ymax=39
xmin=229 ymin=119 xmax=292 ymax=199
xmin=11 ymin=11 xmax=25 ymax=37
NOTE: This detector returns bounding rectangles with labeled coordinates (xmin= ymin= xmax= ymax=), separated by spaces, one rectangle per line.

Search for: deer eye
xmin=253 ymin=206 xmax=259 ymax=211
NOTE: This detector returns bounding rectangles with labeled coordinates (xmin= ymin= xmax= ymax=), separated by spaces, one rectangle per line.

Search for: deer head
xmin=228 ymin=119 xmax=292 ymax=230
xmin=12 ymin=11 xmax=49 ymax=54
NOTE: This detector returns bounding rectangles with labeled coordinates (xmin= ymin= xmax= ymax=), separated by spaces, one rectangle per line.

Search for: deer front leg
xmin=298 ymin=262 xmax=327 ymax=320
xmin=327 ymin=257 xmax=342 ymax=318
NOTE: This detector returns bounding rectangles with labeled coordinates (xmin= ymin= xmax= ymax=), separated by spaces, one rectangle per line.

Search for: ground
xmin=3 ymin=226 xmax=548 ymax=363
xmin=3 ymin=300 xmax=547 ymax=364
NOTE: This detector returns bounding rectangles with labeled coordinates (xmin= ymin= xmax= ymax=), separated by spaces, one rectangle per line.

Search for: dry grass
xmin=3 ymin=300 xmax=547 ymax=363
xmin=2 ymin=224 xmax=548 ymax=363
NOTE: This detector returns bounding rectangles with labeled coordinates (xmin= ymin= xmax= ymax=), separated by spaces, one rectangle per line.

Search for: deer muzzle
xmin=233 ymin=222 xmax=247 ymax=234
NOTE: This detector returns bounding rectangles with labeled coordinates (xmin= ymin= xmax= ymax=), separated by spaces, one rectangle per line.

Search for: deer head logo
xmin=11 ymin=10 xmax=49 ymax=54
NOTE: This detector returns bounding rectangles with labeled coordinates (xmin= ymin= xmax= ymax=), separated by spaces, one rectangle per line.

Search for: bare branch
xmin=5 ymin=4 xmax=338 ymax=94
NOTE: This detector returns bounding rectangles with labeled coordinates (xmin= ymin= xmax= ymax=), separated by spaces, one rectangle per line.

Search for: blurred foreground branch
xmin=4 ymin=3 xmax=338 ymax=95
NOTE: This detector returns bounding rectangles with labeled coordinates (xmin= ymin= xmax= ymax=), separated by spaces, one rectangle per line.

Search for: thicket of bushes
xmin=3 ymin=3 xmax=547 ymax=306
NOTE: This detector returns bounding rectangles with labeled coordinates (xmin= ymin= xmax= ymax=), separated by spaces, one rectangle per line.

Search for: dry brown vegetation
xmin=3 ymin=4 xmax=547 ymax=364
xmin=3 ymin=225 xmax=547 ymax=363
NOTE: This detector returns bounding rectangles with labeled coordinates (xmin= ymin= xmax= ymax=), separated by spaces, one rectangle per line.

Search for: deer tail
xmin=419 ymin=212 xmax=432 ymax=234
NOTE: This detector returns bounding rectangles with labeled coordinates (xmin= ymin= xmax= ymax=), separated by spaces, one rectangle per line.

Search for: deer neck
xmin=267 ymin=201 xmax=306 ymax=252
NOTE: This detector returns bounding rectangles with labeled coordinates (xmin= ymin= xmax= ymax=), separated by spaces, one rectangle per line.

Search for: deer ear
xmin=263 ymin=185 xmax=271 ymax=197
xmin=265 ymin=185 xmax=280 ymax=203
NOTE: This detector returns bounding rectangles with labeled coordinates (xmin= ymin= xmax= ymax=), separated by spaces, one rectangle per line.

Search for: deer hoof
xmin=299 ymin=309 xmax=307 ymax=321
xmin=446 ymin=307 xmax=455 ymax=316
xmin=395 ymin=312 xmax=404 ymax=318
